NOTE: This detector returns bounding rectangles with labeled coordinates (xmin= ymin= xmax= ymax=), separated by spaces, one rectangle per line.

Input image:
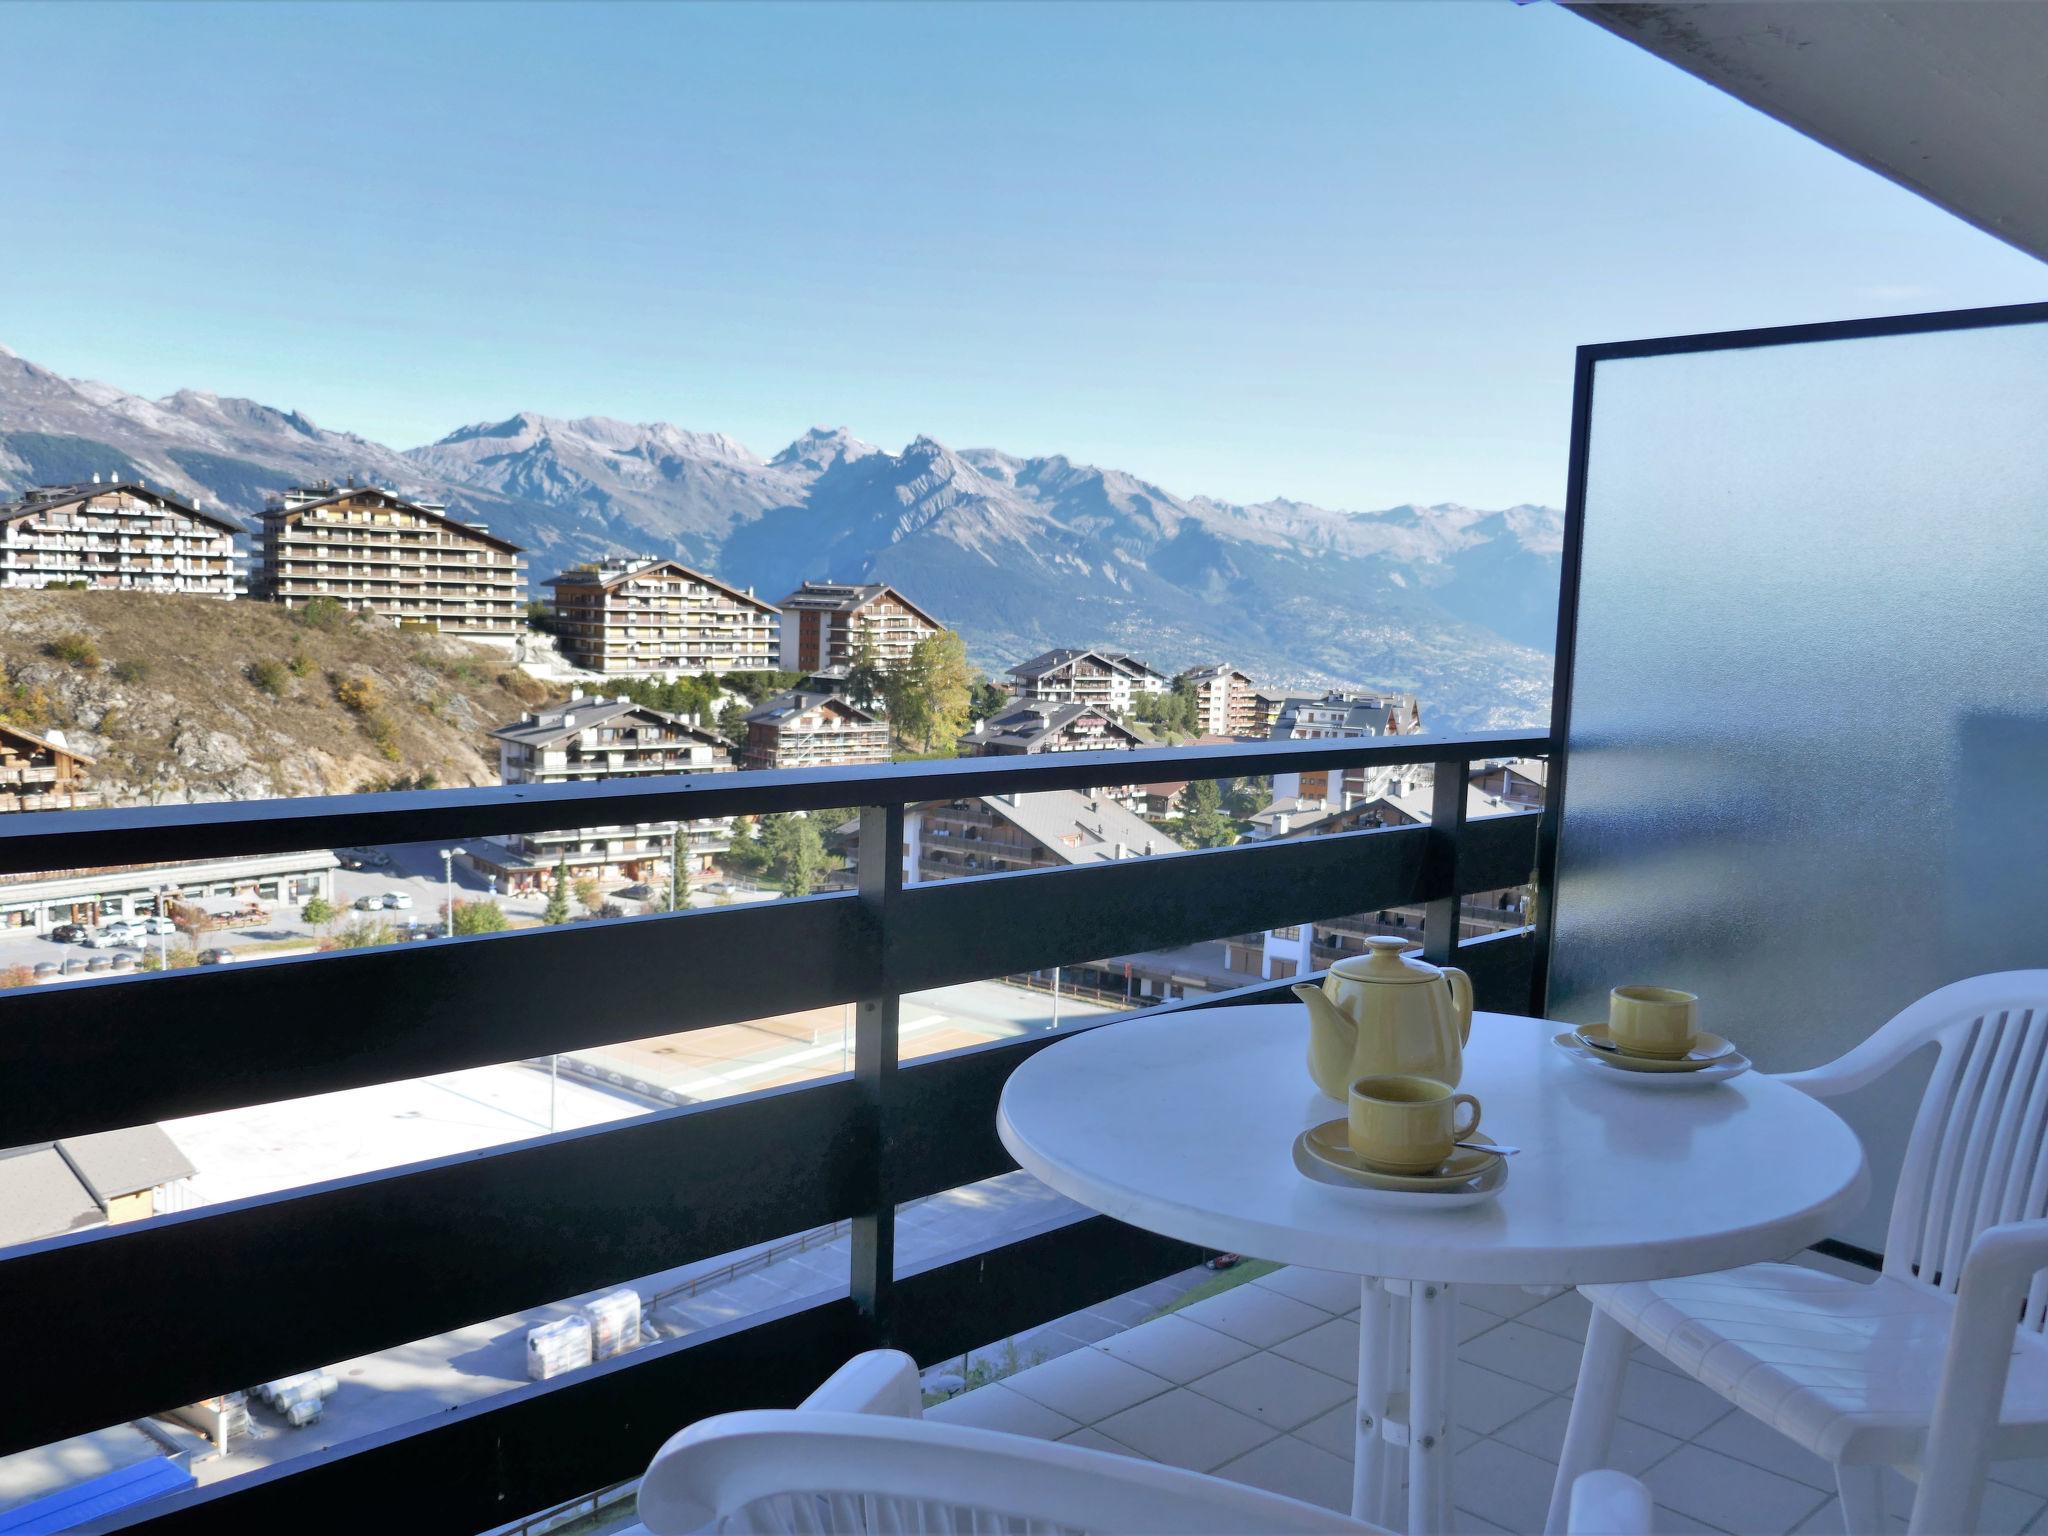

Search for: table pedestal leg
xmin=1352 ymin=1277 xmax=1398 ymax=1523
xmin=1407 ymin=1280 xmax=1456 ymax=1536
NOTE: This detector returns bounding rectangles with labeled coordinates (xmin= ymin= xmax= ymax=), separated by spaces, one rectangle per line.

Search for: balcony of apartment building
xmin=3 ymin=190 xmax=2048 ymax=1536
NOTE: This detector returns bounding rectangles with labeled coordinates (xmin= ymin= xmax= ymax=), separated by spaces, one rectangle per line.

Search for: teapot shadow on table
xmin=1293 ymin=935 xmax=1475 ymax=1100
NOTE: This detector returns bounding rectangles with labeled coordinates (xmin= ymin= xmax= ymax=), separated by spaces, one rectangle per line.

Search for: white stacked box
xmin=580 ymin=1289 xmax=641 ymax=1360
xmin=527 ymin=1315 xmax=592 ymax=1381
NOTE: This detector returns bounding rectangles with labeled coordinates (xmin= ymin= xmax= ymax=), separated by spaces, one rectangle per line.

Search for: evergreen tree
xmin=543 ymin=857 xmax=573 ymax=925
xmin=1182 ymin=778 xmax=1238 ymax=848
xmin=844 ymin=634 xmax=887 ymax=713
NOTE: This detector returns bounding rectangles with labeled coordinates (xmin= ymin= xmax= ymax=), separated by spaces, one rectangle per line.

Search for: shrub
xmin=500 ymin=670 xmax=549 ymax=706
xmin=450 ymin=899 xmax=510 ymax=936
xmin=45 ymin=632 xmax=100 ymax=669
xmin=295 ymin=596 xmax=348 ymax=630
xmin=0 ymin=964 xmax=36 ymax=990
xmin=110 ymin=658 xmax=150 ymax=685
xmin=363 ymin=711 xmax=401 ymax=761
xmin=300 ymin=895 xmax=337 ymax=928
xmin=333 ymin=674 xmax=382 ymax=714
xmin=287 ymin=651 xmax=314 ymax=679
xmin=141 ymin=945 xmax=199 ymax=972
xmin=247 ymin=658 xmax=289 ymax=696
xmin=327 ymin=918 xmax=396 ymax=950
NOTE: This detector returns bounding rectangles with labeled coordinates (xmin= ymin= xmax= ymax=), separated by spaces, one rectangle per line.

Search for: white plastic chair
xmin=643 ymin=1349 xmax=1654 ymax=1534
xmin=1548 ymin=972 xmax=2048 ymax=1535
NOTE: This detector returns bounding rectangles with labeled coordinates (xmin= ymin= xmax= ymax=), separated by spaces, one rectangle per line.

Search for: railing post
xmin=851 ymin=802 xmax=905 ymax=1346
xmin=1422 ymin=757 xmax=1467 ymax=969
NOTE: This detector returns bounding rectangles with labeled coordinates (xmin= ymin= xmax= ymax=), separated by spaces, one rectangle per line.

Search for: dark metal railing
xmin=0 ymin=728 xmax=1549 ymax=1533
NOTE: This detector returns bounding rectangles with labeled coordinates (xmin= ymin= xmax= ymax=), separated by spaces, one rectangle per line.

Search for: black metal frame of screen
xmin=0 ymin=729 xmax=1546 ymax=1532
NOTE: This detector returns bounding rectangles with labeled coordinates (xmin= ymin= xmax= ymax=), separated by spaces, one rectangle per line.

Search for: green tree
xmin=722 ymin=817 xmax=770 ymax=877
xmin=1181 ymin=778 xmax=1238 ymax=848
xmin=451 ymin=899 xmax=511 ymax=935
xmin=717 ymin=698 xmax=751 ymax=742
xmin=968 ymin=676 xmax=1007 ymax=722
xmin=330 ymin=917 xmax=396 ymax=949
xmin=843 ymin=634 xmax=888 ymax=713
xmin=543 ymin=857 xmax=573 ymax=925
xmin=760 ymin=812 xmax=826 ymax=898
xmin=300 ymin=895 xmax=337 ymax=929
xmin=886 ymin=630 xmax=974 ymax=754
xmin=573 ymin=874 xmax=603 ymax=914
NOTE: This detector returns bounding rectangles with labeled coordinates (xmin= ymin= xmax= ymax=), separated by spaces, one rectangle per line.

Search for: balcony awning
xmin=1569 ymin=2 xmax=2048 ymax=262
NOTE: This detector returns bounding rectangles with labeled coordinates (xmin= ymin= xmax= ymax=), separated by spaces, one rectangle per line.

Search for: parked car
xmin=398 ymin=923 xmax=439 ymax=943
xmin=49 ymin=923 xmax=88 ymax=944
xmin=198 ymin=948 xmax=238 ymax=965
xmin=354 ymin=894 xmax=383 ymax=912
xmin=86 ymin=923 xmax=140 ymax=949
xmin=382 ymin=892 xmax=414 ymax=911
xmin=140 ymin=913 xmax=177 ymax=936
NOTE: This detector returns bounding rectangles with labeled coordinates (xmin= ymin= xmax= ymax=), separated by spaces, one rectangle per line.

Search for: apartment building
xmin=1177 ymin=664 xmax=1260 ymax=737
xmin=958 ymin=699 xmax=1143 ymax=756
xmin=1008 ymin=648 xmax=1168 ymax=714
xmin=253 ymin=482 xmax=525 ymax=635
xmin=906 ymin=789 xmax=1169 ymax=883
xmin=0 ymin=851 xmax=338 ymax=932
xmin=775 ymin=581 xmax=942 ymax=673
xmin=740 ymin=690 xmax=890 ymax=771
xmin=1266 ymin=689 xmax=1425 ymax=807
xmin=545 ymin=557 xmax=779 ymax=676
xmin=0 ymin=724 xmax=98 ymax=814
xmin=475 ymin=695 xmax=734 ymax=891
xmin=0 ymin=479 xmax=244 ymax=596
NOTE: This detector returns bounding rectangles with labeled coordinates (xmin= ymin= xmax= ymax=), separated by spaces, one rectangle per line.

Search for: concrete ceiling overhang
xmin=1568 ymin=2 xmax=2048 ymax=264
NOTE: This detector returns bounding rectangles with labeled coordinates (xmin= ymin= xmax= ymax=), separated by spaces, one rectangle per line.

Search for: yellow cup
xmin=1609 ymin=985 xmax=1699 ymax=1058
xmin=1348 ymin=1074 xmax=1481 ymax=1173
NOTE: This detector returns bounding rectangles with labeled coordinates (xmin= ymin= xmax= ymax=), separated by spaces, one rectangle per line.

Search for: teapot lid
xmin=1328 ymin=935 xmax=1439 ymax=983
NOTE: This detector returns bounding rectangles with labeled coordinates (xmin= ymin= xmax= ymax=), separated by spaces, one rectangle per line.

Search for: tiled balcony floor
xmin=924 ymin=1263 xmax=2048 ymax=1536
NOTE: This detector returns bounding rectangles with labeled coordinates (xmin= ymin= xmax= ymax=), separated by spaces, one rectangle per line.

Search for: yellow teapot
xmin=1292 ymin=936 xmax=1474 ymax=1099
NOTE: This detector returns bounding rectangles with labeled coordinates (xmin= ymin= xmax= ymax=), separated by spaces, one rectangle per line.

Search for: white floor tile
xmin=1455 ymin=1362 xmax=1556 ymax=1436
xmin=1642 ymin=1444 xmax=1834 ymax=1535
xmin=1297 ymin=1400 xmax=1358 ymax=1461
xmin=1093 ymin=1386 xmax=1278 ymax=1472
xmin=1617 ymin=1358 xmax=1735 ymax=1440
xmin=1452 ymin=1508 xmax=1517 ymax=1535
xmin=1990 ymin=1457 xmax=2048 ymax=1498
xmin=1176 ymin=1284 xmax=1328 ymax=1347
xmin=1096 ymin=1313 xmax=1257 ymax=1383
xmin=1452 ymin=1435 xmax=1565 ymax=1533
xmin=1790 ymin=1495 xmax=1842 ymax=1534
xmin=1520 ymin=1288 xmax=1595 ymax=1343
xmin=1491 ymin=1395 xmax=1681 ymax=1476
xmin=1058 ymin=1425 xmax=1134 ymax=1454
xmin=1880 ymin=1478 xmax=2048 ymax=1536
xmin=926 ymin=1382 xmax=1079 ymax=1439
xmin=1692 ymin=1410 xmax=1835 ymax=1491
xmin=1252 ymin=1265 xmax=1362 ymax=1314
xmin=1214 ymin=1431 xmax=1353 ymax=1512
xmin=1271 ymin=1315 xmax=1359 ymax=1381
xmin=1460 ymin=1320 xmax=1590 ymax=1393
xmin=1462 ymin=1284 xmax=1549 ymax=1319
xmin=999 ymin=1345 xmax=1172 ymax=1423
xmin=1461 ymin=1303 xmax=1509 ymax=1343
xmin=1188 ymin=1350 xmax=1354 ymax=1430
xmin=1654 ymin=1502 xmax=1736 ymax=1533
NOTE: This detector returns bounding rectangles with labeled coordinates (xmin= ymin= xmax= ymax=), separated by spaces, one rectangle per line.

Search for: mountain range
xmin=0 ymin=344 xmax=1560 ymax=728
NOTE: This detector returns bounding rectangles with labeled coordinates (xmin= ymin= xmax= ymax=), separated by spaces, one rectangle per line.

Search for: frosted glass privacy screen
xmin=1549 ymin=309 xmax=2048 ymax=1246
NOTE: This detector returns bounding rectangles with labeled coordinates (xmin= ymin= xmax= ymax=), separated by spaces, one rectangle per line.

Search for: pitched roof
xmin=1178 ymin=663 xmax=1254 ymax=687
xmin=1271 ymin=691 xmax=1422 ymax=737
xmin=774 ymin=580 xmax=944 ymax=631
xmin=970 ymin=789 xmax=1174 ymax=866
xmin=0 ymin=720 xmax=95 ymax=767
xmin=543 ymin=557 xmax=773 ymax=613
xmin=960 ymin=699 xmax=1140 ymax=753
xmin=742 ymin=689 xmax=882 ymax=726
xmin=0 ymin=1126 xmax=195 ymax=1249
xmin=1 ymin=480 xmax=243 ymax=537
xmin=260 ymin=485 xmax=524 ymax=555
xmin=1009 ymin=647 xmax=1162 ymax=683
xmin=491 ymin=697 xmax=728 ymax=749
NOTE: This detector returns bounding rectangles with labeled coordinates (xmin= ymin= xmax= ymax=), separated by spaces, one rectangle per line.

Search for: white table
xmin=996 ymin=1005 xmax=1870 ymax=1534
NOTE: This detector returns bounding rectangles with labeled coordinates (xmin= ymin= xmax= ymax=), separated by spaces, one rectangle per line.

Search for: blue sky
xmin=1 ymin=0 xmax=2040 ymax=509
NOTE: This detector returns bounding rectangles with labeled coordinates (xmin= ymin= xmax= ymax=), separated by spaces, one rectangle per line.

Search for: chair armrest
xmin=1909 ymin=1219 xmax=2048 ymax=1535
xmin=798 ymin=1348 xmax=923 ymax=1418
xmin=1567 ymin=1469 xmax=1651 ymax=1534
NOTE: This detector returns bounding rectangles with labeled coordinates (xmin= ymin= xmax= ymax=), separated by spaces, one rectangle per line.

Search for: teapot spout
xmin=1291 ymin=982 xmax=1352 ymax=1041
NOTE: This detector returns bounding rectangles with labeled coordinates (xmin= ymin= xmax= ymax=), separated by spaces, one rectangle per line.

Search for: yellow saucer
xmin=1573 ymin=1024 xmax=1737 ymax=1071
xmin=1301 ymin=1118 xmax=1501 ymax=1191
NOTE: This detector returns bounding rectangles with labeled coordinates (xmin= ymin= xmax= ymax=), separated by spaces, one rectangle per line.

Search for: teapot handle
xmin=1444 ymin=966 xmax=1474 ymax=1044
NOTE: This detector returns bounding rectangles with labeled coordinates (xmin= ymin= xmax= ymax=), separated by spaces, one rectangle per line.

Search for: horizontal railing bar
xmin=888 ymin=810 xmax=1536 ymax=994
xmin=0 ymin=730 xmax=1547 ymax=875
xmin=0 ymin=1076 xmax=869 ymax=1459
xmin=96 ymin=1296 xmax=862 ymax=1536
xmin=890 ymin=1212 xmax=1208 ymax=1376
xmin=0 ymin=815 xmax=1537 ymax=1146
xmin=0 ymin=891 xmax=873 ymax=1146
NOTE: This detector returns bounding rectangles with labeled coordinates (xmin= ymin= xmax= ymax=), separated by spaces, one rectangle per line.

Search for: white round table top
xmin=997 ymin=1005 xmax=1871 ymax=1286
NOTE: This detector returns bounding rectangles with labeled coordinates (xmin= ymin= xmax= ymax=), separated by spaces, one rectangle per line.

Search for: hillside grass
xmin=0 ymin=590 xmax=560 ymax=800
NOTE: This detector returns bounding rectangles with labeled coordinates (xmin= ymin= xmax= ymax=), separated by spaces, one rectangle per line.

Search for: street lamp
xmin=156 ymin=884 xmax=170 ymax=971
xmin=440 ymin=847 xmax=466 ymax=937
